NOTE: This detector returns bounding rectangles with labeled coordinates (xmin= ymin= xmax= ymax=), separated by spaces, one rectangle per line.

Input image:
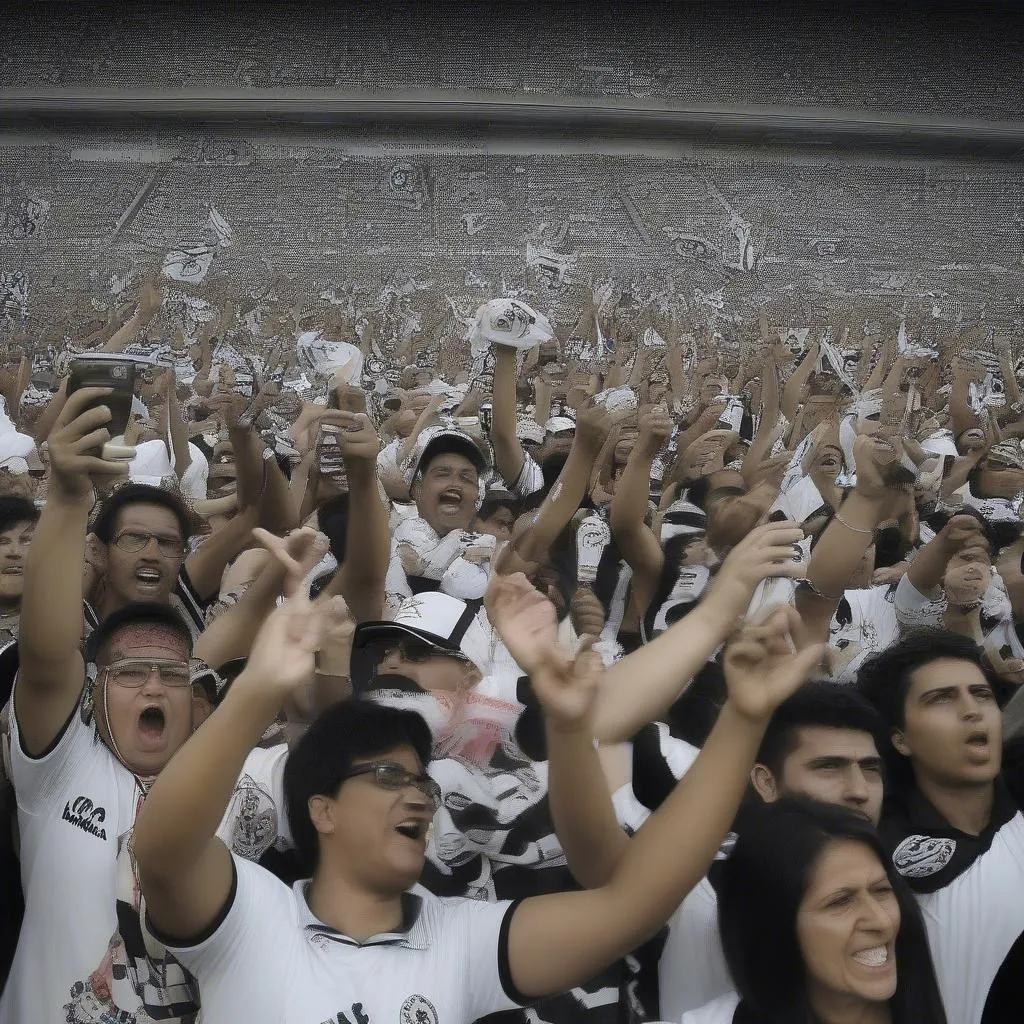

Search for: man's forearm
xmin=491 ymin=347 xmax=526 ymax=486
xmin=20 ymin=490 xmax=91 ymax=675
xmin=516 ymin=438 xmax=601 ymax=564
xmin=591 ymin=598 xmax=729 ymax=743
xmin=546 ymin=717 xmax=628 ymax=889
xmin=334 ymin=464 xmax=388 ymax=621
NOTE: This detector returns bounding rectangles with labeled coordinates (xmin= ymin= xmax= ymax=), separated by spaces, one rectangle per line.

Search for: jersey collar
xmin=294 ymin=883 xmax=428 ymax=950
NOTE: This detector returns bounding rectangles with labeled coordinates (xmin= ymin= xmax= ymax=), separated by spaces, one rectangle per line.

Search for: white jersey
xmin=164 ymin=854 xmax=526 ymax=1024
xmin=629 ymin=723 xmax=734 ymax=1018
xmin=881 ymin=784 xmax=1024 ymax=1024
xmin=0 ymin=687 xmax=289 ymax=1024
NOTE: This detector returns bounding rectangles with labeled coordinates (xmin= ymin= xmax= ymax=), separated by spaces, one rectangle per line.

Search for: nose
xmin=400 ymin=785 xmax=433 ymax=813
xmin=857 ymin=892 xmax=896 ymax=940
xmin=842 ymin=766 xmax=870 ymax=807
xmin=961 ymin=693 xmax=984 ymax=720
xmin=140 ymin=669 xmax=167 ymax=695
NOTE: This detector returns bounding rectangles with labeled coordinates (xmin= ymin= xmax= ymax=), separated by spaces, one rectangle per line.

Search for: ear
xmin=86 ymin=533 xmax=107 ymax=573
xmin=750 ymin=763 xmax=780 ymax=803
xmin=308 ymin=795 xmax=337 ymax=839
xmin=891 ymin=729 xmax=912 ymax=757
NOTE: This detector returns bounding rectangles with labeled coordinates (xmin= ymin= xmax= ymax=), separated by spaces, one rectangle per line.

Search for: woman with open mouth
xmin=683 ymin=798 xmax=947 ymax=1024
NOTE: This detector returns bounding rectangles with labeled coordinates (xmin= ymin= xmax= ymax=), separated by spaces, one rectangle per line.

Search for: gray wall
xmin=0 ymin=2 xmax=1022 ymax=338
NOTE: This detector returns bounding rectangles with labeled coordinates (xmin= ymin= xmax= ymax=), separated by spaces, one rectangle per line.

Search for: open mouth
xmin=394 ymin=819 xmax=427 ymax=841
xmin=138 ymin=704 xmax=166 ymax=740
xmin=438 ymin=490 xmax=464 ymax=514
xmin=0 ymin=566 xmax=22 ymax=576
xmin=852 ymin=945 xmax=890 ymax=968
xmin=135 ymin=568 xmax=163 ymax=590
xmin=966 ymin=730 xmax=990 ymax=748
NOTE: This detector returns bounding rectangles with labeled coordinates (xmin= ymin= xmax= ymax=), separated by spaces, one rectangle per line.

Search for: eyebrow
xmin=806 ymin=755 xmax=884 ymax=770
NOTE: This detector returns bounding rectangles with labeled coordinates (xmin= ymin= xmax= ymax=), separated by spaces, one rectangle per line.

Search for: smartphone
xmin=67 ymin=356 xmax=136 ymax=460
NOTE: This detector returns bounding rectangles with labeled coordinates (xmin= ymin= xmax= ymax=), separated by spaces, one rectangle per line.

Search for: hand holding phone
xmin=66 ymin=356 xmax=137 ymax=462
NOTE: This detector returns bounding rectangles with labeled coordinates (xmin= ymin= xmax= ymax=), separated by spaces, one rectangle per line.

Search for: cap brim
xmin=351 ymin=620 xmax=466 ymax=689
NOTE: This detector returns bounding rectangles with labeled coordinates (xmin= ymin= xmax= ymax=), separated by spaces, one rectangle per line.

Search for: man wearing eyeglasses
xmin=0 ymin=389 xmax=295 ymax=1024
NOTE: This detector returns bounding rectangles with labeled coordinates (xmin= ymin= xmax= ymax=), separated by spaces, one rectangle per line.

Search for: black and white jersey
xmin=880 ymin=780 xmax=1024 ymax=1024
xmin=84 ymin=565 xmax=211 ymax=640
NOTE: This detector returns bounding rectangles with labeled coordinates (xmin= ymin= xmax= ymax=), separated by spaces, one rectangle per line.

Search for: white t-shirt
xmin=680 ymin=991 xmax=741 ymax=1024
xmin=164 ymin=854 xmax=526 ymax=1024
xmin=0 ymin=688 xmax=289 ymax=1024
xmin=628 ymin=723 xmax=733 ymax=1018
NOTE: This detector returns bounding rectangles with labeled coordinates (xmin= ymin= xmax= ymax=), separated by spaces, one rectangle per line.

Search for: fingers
xmin=70 ymin=427 xmax=112 ymax=454
xmin=56 ymin=388 xmax=113 ymax=429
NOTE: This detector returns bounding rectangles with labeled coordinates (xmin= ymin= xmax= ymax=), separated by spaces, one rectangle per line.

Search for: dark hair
xmin=283 ymin=698 xmax=433 ymax=875
xmin=682 ymin=476 xmax=710 ymax=511
xmin=717 ymin=798 xmax=947 ymax=1024
xmin=91 ymin=482 xmax=194 ymax=545
xmin=756 ymin=682 xmax=885 ymax=778
xmin=856 ymin=630 xmax=987 ymax=732
xmin=0 ymin=495 xmax=39 ymax=534
xmin=478 ymin=494 xmax=519 ymax=523
xmin=417 ymin=435 xmax=484 ymax=479
xmin=85 ymin=602 xmax=193 ymax=665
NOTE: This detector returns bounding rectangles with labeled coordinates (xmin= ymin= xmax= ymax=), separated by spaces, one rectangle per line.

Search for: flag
xmin=206 ymin=207 xmax=233 ymax=248
xmin=162 ymin=245 xmax=215 ymax=284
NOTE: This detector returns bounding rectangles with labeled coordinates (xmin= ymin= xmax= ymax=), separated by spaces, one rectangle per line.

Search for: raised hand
xmin=723 ymin=606 xmax=826 ymax=724
xmin=47 ymin=387 xmax=130 ymax=499
xmin=704 ymin=520 xmax=807 ymax=620
xmin=233 ymin=528 xmax=335 ymax=700
xmin=485 ymin=572 xmax=561 ymax=676
xmin=637 ymin=405 xmax=673 ymax=458
xmin=331 ymin=411 xmax=381 ymax=471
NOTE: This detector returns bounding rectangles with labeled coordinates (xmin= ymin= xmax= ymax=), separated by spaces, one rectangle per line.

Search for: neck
xmin=0 ymin=597 xmax=20 ymax=617
xmin=806 ymin=988 xmax=892 ymax=1024
xmin=914 ymin=770 xmax=994 ymax=836
xmin=307 ymin=869 xmax=405 ymax=942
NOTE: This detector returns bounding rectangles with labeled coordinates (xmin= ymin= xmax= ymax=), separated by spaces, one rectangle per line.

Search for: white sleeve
xmin=160 ymin=854 xmax=291 ymax=1022
xmin=7 ymin=681 xmax=100 ymax=814
xmin=510 ymin=452 xmax=545 ymax=498
xmin=449 ymin=897 xmax=527 ymax=1019
xmin=894 ymin=575 xmax=944 ymax=630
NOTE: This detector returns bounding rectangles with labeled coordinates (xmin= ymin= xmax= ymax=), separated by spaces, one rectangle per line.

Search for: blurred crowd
xmin=1 ymin=275 xmax=1024 ymax=1024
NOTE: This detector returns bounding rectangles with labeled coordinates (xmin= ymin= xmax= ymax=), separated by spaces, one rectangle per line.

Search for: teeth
xmin=853 ymin=946 xmax=888 ymax=967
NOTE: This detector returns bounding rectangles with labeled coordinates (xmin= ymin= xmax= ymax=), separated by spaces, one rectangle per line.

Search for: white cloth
xmin=680 ymin=992 xmax=742 ymax=1024
xmin=827 ymin=585 xmax=901 ymax=683
xmin=165 ymin=856 xmax=524 ymax=1024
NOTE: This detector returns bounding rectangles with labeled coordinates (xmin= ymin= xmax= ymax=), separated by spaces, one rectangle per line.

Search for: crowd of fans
xmin=1 ymin=274 xmax=1024 ymax=1024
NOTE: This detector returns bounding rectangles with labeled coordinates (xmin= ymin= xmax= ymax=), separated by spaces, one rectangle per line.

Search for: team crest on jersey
xmin=892 ymin=834 xmax=957 ymax=878
xmin=399 ymin=993 xmax=439 ymax=1024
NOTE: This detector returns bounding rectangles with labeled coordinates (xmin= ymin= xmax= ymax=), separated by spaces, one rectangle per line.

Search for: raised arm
xmin=490 ymin=584 xmax=823 ymax=1001
xmin=795 ymin=435 xmax=894 ymax=642
xmin=320 ymin=412 xmax=389 ymax=622
xmin=609 ymin=406 xmax=671 ymax=614
xmin=490 ymin=345 xmax=528 ymax=489
xmin=503 ymin=401 xmax=611 ymax=568
xmin=589 ymin=521 xmax=806 ymax=743
xmin=781 ymin=338 xmax=820 ymax=422
xmin=16 ymin=388 xmax=129 ymax=755
xmin=135 ymin=532 xmax=332 ymax=941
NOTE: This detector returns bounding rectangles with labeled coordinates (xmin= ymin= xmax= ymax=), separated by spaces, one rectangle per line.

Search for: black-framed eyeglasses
xmin=342 ymin=762 xmax=441 ymax=811
xmin=103 ymin=658 xmax=192 ymax=688
xmin=113 ymin=530 xmax=185 ymax=557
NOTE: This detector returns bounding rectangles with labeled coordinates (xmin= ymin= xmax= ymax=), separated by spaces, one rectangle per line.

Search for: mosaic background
xmin=0 ymin=2 xmax=1021 ymax=340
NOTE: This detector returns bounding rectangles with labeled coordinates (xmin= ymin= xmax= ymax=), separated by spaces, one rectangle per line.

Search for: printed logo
xmin=62 ymin=796 xmax=108 ymax=841
xmin=892 ymin=834 xmax=956 ymax=878
xmin=399 ymin=994 xmax=439 ymax=1024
